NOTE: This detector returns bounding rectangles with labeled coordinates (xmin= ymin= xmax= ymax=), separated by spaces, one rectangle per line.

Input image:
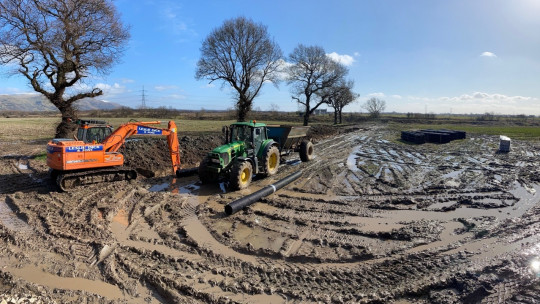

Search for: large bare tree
xmin=363 ymin=97 xmax=386 ymax=118
xmin=0 ymin=0 xmax=129 ymax=138
xmin=320 ymin=79 xmax=358 ymax=124
xmin=287 ymin=44 xmax=348 ymax=126
xmin=196 ymin=17 xmax=282 ymax=122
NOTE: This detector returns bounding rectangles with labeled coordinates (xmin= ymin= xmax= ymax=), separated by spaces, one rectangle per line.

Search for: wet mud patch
xmin=0 ymin=124 xmax=539 ymax=303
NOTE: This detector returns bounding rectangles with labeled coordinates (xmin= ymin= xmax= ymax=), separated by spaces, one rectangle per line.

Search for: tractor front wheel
xmin=230 ymin=161 xmax=253 ymax=190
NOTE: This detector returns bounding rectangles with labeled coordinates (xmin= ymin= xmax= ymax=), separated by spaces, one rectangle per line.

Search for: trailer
xmin=267 ymin=125 xmax=313 ymax=161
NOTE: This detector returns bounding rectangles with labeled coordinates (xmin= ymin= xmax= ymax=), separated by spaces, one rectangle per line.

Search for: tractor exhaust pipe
xmin=224 ymin=171 xmax=302 ymax=215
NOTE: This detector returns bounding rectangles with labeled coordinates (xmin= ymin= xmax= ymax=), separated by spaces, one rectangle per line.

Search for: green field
xmin=0 ymin=117 xmax=304 ymax=141
xmin=1 ymin=115 xmax=540 ymax=142
xmin=388 ymin=122 xmax=540 ymax=140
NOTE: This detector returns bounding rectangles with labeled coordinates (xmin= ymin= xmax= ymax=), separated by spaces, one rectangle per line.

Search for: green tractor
xmin=199 ymin=121 xmax=313 ymax=190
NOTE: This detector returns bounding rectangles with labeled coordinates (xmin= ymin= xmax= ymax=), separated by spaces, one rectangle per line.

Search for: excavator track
xmin=53 ymin=167 xmax=137 ymax=192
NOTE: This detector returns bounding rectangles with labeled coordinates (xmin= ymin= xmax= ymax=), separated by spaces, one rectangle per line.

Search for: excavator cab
xmin=75 ymin=120 xmax=113 ymax=144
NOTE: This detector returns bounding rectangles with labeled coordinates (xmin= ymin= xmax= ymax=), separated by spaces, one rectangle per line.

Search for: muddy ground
xmin=0 ymin=124 xmax=539 ymax=303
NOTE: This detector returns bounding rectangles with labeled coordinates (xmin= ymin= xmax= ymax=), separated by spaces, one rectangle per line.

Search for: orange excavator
xmin=47 ymin=119 xmax=181 ymax=191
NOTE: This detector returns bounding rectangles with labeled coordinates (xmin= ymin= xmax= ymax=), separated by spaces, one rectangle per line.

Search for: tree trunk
xmin=303 ymin=112 xmax=310 ymax=126
xmin=334 ymin=109 xmax=338 ymax=124
xmin=338 ymin=108 xmax=343 ymax=124
xmin=55 ymin=103 xmax=78 ymax=138
xmin=236 ymin=97 xmax=251 ymax=122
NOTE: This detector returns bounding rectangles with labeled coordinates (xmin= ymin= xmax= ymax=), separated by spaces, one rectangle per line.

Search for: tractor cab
xmin=228 ymin=121 xmax=267 ymax=155
xmin=75 ymin=120 xmax=114 ymax=144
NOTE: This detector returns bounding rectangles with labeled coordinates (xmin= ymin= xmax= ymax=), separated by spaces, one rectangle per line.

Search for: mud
xmin=0 ymin=125 xmax=539 ymax=303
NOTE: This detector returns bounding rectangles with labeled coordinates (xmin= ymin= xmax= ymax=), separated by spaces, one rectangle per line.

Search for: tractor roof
xmin=231 ymin=120 xmax=267 ymax=128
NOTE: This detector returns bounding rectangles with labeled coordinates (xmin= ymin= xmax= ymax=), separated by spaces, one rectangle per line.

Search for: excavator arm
xmin=102 ymin=121 xmax=181 ymax=176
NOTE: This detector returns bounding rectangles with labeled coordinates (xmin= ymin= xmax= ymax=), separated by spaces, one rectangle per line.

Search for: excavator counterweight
xmin=47 ymin=120 xmax=181 ymax=191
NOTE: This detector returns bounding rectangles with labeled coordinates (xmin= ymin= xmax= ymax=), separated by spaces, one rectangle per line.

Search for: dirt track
xmin=0 ymin=125 xmax=539 ymax=303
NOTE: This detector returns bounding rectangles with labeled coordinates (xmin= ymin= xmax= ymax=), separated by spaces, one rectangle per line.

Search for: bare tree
xmin=320 ymin=79 xmax=359 ymax=124
xmin=0 ymin=0 xmax=129 ymax=138
xmin=363 ymin=97 xmax=386 ymax=118
xmin=196 ymin=17 xmax=282 ymax=122
xmin=268 ymin=102 xmax=279 ymax=115
xmin=287 ymin=44 xmax=348 ymax=126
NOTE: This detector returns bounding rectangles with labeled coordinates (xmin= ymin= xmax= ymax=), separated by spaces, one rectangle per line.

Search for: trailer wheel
xmin=299 ymin=140 xmax=314 ymax=162
xmin=230 ymin=161 xmax=252 ymax=190
xmin=263 ymin=145 xmax=280 ymax=176
xmin=198 ymin=157 xmax=218 ymax=184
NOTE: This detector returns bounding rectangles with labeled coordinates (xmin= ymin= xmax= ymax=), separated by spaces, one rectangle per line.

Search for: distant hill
xmin=0 ymin=94 xmax=125 ymax=111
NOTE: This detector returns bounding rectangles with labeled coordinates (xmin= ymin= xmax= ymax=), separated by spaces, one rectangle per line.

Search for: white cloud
xmin=121 ymin=78 xmax=135 ymax=84
xmin=167 ymin=94 xmax=186 ymax=100
xmin=154 ymin=85 xmax=179 ymax=91
xmin=272 ymin=58 xmax=293 ymax=81
xmin=0 ymin=88 xmax=35 ymax=94
xmin=438 ymin=92 xmax=533 ymax=104
xmin=480 ymin=51 xmax=497 ymax=58
xmin=326 ymin=52 xmax=355 ymax=66
xmin=354 ymin=52 xmax=360 ymax=57
xmin=93 ymin=83 xmax=127 ymax=96
xmin=391 ymin=95 xmax=402 ymax=99
xmin=158 ymin=1 xmax=196 ymax=37
xmin=367 ymin=92 xmax=386 ymax=98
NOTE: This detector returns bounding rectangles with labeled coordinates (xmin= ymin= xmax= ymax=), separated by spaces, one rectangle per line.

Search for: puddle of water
xmin=441 ymin=169 xmax=465 ymax=179
xmin=148 ymin=183 xmax=169 ymax=192
xmin=346 ymin=148 xmax=361 ymax=172
xmin=0 ymin=199 xmax=32 ymax=233
xmin=149 ymin=178 xmax=201 ymax=194
xmin=233 ymin=221 xmax=287 ymax=252
xmin=8 ymin=265 xmax=124 ymax=299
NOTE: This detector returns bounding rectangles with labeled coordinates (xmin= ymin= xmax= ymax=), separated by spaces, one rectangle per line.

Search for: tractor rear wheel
xmin=263 ymin=145 xmax=280 ymax=176
xmin=230 ymin=161 xmax=252 ymax=190
xmin=198 ymin=157 xmax=218 ymax=184
xmin=300 ymin=140 xmax=314 ymax=162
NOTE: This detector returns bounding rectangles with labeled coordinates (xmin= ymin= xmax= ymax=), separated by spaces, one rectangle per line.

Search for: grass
xmin=388 ymin=122 xmax=540 ymax=141
xmin=0 ymin=117 xmax=58 ymax=141
xmin=34 ymin=152 xmax=47 ymax=161
xmin=2 ymin=115 xmax=540 ymax=142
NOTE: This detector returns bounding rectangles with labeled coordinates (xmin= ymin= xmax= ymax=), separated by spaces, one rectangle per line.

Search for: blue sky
xmin=2 ymin=0 xmax=540 ymax=114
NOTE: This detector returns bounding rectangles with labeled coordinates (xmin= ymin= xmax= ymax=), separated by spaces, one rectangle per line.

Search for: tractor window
xmin=253 ymin=127 xmax=264 ymax=153
xmin=231 ymin=125 xmax=252 ymax=142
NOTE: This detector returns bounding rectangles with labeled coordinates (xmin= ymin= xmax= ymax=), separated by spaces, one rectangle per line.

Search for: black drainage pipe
xmin=224 ymin=171 xmax=302 ymax=215
xmin=176 ymin=168 xmax=198 ymax=177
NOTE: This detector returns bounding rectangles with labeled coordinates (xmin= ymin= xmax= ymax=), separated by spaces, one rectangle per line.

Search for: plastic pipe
xmin=224 ymin=171 xmax=302 ymax=215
